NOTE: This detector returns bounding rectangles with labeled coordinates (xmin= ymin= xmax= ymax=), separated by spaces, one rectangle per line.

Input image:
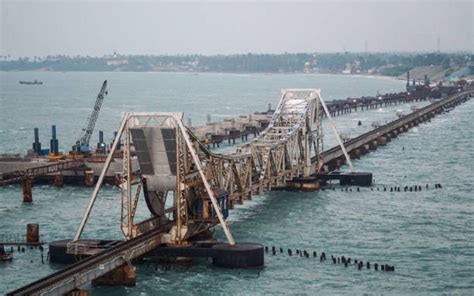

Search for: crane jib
xmin=73 ymin=80 xmax=108 ymax=153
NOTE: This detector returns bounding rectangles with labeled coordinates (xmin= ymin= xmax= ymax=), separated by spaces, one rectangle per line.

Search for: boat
xmin=1 ymin=252 xmax=13 ymax=261
xmin=19 ymin=80 xmax=43 ymax=85
xmin=0 ymin=244 xmax=13 ymax=261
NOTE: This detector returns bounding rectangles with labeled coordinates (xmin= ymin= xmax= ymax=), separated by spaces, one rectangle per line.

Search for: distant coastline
xmin=0 ymin=69 xmax=404 ymax=83
xmin=1 ymin=52 xmax=472 ymax=82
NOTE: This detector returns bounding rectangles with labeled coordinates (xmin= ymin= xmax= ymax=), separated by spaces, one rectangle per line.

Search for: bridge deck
xmin=0 ymin=159 xmax=85 ymax=186
xmin=7 ymin=223 xmax=172 ymax=296
xmin=8 ymin=88 xmax=473 ymax=296
xmin=315 ymin=89 xmax=474 ymax=168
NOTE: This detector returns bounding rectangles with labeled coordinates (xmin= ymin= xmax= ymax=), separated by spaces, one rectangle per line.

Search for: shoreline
xmin=0 ymin=69 xmax=403 ymax=81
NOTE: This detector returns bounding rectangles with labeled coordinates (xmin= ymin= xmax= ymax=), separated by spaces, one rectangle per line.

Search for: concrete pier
xmin=22 ymin=179 xmax=32 ymax=202
xmin=92 ymin=264 xmax=136 ymax=287
xmin=84 ymin=170 xmax=94 ymax=187
xmin=8 ymin=85 xmax=473 ymax=296
xmin=53 ymin=174 xmax=64 ymax=187
xmin=26 ymin=224 xmax=39 ymax=244
xmin=315 ymin=90 xmax=473 ymax=174
xmin=377 ymin=137 xmax=387 ymax=146
xmin=67 ymin=289 xmax=89 ymax=296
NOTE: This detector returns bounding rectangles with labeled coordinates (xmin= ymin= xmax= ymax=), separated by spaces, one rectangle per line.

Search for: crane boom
xmin=73 ymin=80 xmax=108 ymax=153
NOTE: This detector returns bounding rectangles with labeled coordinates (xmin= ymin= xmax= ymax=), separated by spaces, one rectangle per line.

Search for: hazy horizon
xmin=1 ymin=50 xmax=474 ymax=60
xmin=1 ymin=0 xmax=473 ymax=58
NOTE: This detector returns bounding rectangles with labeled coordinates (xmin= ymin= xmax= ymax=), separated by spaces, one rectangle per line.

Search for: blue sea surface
xmin=1 ymin=72 xmax=472 ymax=295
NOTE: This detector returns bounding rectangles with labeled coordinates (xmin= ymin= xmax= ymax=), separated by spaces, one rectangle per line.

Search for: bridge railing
xmin=0 ymin=159 xmax=85 ymax=186
xmin=0 ymin=232 xmax=45 ymax=245
xmin=318 ymin=89 xmax=474 ymax=164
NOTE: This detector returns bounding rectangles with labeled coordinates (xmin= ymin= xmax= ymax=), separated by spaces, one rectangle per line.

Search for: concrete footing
xmin=286 ymin=177 xmax=321 ymax=191
xmin=67 ymin=289 xmax=89 ymax=296
xmin=92 ymin=264 xmax=136 ymax=287
xmin=315 ymin=172 xmax=373 ymax=187
xmin=339 ymin=172 xmax=373 ymax=186
xmin=53 ymin=175 xmax=64 ymax=187
xmin=212 ymin=243 xmax=264 ymax=268
xmin=351 ymin=149 xmax=361 ymax=159
xmin=84 ymin=170 xmax=95 ymax=187
xmin=369 ymin=141 xmax=378 ymax=150
xmin=377 ymin=137 xmax=387 ymax=146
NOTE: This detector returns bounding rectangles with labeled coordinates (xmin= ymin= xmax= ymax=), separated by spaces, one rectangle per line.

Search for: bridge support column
xmin=67 ymin=288 xmax=89 ymax=296
xmin=114 ymin=172 xmax=123 ymax=186
xmin=287 ymin=177 xmax=321 ymax=191
xmin=229 ymin=191 xmax=235 ymax=209
xmin=369 ymin=141 xmax=378 ymax=150
xmin=377 ymin=137 xmax=387 ymax=146
xmin=324 ymin=161 xmax=337 ymax=172
xmin=350 ymin=149 xmax=361 ymax=159
xmin=303 ymin=130 xmax=312 ymax=177
xmin=22 ymin=179 xmax=33 ymax=202
xmin=92 ymin=264 xmax=136 ymax=287
xmin=53 ymin=174 xmax=64 ymax=187
xmin=356 ymin=148 xmax=363 ymax=157
xmin=363 ymin=144 xmax=370 ymax=152
xmin=26 ymin=223 xmax=39 ymax=244
xmin=84 ymin=169 xmax=95 ymax=187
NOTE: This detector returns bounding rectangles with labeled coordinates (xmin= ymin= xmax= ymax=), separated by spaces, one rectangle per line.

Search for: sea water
xmin=1 ymin=72 xmax=472 ymax=295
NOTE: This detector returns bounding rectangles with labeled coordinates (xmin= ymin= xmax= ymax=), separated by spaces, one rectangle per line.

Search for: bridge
xmin=0 ymin=159 xmax=85 ymax=186
xmin=8 ymin=86 xmax=473 ymax=296
xmin=0 ymin=159 xmax=85 ymax=202
xmin=318 ymin=88 xmax=473 ymax=172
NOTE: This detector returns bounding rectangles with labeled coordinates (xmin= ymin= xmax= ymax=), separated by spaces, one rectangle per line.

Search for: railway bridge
xmin=8 ymin=87 xmax=473 ymax=296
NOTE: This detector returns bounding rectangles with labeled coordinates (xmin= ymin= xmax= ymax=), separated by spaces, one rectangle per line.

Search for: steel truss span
xmin=72 ymin=89 xmax=353 ymax=247
xmin=12 ymin=87 xmax=473 ymax=295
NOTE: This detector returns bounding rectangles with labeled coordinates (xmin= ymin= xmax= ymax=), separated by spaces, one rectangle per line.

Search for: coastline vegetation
xmin=0 ymin=52 xmax=472 ymax=77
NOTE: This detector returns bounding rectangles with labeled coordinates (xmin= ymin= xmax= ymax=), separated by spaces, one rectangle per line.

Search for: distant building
xmin=342 ymin=63 xmax=351 ymax=74
xmin=106 ymin=59 xmax=128 ymax=66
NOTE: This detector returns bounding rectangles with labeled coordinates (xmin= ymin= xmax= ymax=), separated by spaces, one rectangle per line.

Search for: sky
xmin=0 ymin=0 xmax=473 ymax=58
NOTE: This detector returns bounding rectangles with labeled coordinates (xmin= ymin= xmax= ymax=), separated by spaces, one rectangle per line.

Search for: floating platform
xmin=317 ymin=172 xmax=373 ymax=186
xmin=287 ymin=172 xmax=373 ymax=189
xmin=49 ymin=239 xmax=122 ymax=264
xmin=49 ymin=239 xmax=264 ymax=268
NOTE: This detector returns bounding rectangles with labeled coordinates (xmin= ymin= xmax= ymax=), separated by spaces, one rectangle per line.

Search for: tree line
xmin=1 ymin=52 xmax=472 ymax=76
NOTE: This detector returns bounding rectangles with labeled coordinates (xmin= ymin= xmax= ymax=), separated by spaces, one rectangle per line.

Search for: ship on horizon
xmin=19 ymin=79 xmax=43 ymax=85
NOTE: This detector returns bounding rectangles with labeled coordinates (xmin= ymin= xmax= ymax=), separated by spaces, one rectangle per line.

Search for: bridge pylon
xmin=72 ymin=112 xmax=235 ymax=249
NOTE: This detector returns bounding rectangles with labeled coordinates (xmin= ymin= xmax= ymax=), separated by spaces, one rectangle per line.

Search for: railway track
xmin=7 ymin=223 xmax=173 ymax=296
xmin=315 ymin=89 xmax=474 ymax=166
xmin=8 ymin=88 xmax=473 ymax=296
xmin=0 ymin=159 xmax=85 ymax=186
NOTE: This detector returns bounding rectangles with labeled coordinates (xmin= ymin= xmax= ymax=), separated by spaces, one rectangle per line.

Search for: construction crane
xmin=72 ymin=80 xmax=108 ymax=154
